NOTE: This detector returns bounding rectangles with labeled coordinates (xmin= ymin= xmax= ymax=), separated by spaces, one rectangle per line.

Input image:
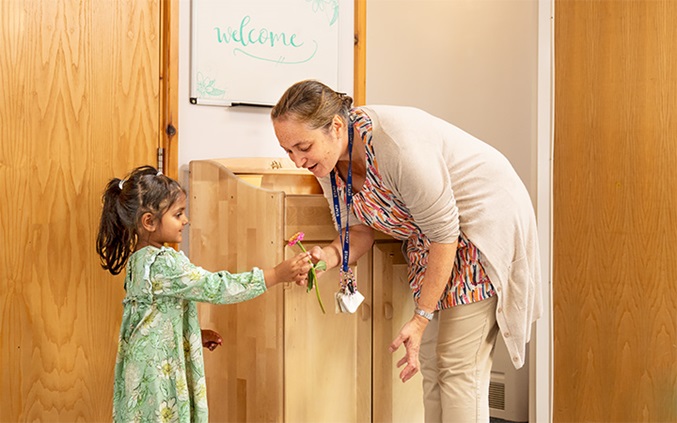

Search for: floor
xmin=490 ymin=417 xmax=527 ymax=423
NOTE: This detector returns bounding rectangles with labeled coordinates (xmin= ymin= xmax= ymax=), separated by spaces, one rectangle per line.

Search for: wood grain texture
xmin=372 ymin=242 xmax=424 ymax=423
xmin=554 ymin=0 xmax=677 ymax=421
xmin=284 ymin=246 xmax=372 ymax=423
xmin=285 ymin=195 xmax=337 ymax=241
xmin=353 ymin=0 xmax=366 ymax=106
xmin=160 ymin=0 xmax=179 ymax=180
xmin=189 ymin=159 xmax=286 ymax=423
xmin=0 ymin=0 xmax=160 ymax=421
xmin=189 ymin=158 xmax=375 ymax=423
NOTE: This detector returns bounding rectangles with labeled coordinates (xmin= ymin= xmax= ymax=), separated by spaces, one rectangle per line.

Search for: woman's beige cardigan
xmin=318 ymin=105 xmax=542 ymax=369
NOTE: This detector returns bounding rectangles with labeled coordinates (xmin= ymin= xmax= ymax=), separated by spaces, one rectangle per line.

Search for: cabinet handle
xmin=384 ymin=302 xmax=393 ymax=320
xmin=360 ymin=303 xmax=371 ymax=321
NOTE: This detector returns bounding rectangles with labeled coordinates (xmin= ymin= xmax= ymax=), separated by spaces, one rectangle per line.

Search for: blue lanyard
xmin=330 ymin=122 xmax=354 ymax=291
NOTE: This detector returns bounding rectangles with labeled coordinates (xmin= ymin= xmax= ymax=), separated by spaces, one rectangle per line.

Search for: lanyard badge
xmin=330 ymin=120 xmax=365 ymax=314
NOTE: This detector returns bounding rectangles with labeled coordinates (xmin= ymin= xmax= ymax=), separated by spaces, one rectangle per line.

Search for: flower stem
xmin=310 ymin=267 xmax=326 ymax=313
xmin=297 ymin=242 xmax=326 ymax=314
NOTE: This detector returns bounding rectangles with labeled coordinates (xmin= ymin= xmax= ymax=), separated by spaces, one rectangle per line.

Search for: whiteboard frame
xmin=189 ymin=0 xmax=354 ymax=107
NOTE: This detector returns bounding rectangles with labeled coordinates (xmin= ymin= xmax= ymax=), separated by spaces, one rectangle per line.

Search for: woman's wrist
xmin=414 ymin=307 xmax=435 ymax=321
xmin=323 ymin=244 xmax=342 ymax=269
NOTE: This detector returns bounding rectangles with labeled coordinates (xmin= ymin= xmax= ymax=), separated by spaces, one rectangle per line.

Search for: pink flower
xmin=288 ymin=231 xmax=305 ymax=247
xmin=286 ymin=230 xmax=326 ymax=314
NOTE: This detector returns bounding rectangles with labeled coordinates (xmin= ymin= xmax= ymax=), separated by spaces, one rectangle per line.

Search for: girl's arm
xmin=263 ymin=251 xmax=312 ymax=287
xmin=150 ymin=249 xmax=310 ymax=305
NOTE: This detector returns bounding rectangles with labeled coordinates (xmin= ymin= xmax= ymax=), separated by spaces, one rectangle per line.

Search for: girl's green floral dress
xmin=113 ymin=246 xmax=266 ymax=422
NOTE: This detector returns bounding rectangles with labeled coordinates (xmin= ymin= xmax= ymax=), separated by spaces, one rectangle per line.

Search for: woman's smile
xmin=273 ymin=117 xmax=345 ymax=179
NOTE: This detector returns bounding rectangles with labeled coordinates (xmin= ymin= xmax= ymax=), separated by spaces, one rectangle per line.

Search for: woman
xmin=271 ymin=80 xmax=542 ymax=423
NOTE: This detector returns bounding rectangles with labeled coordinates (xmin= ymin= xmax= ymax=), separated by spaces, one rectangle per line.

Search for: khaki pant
xmin=419 ymin=296 xmax=499 ymax=423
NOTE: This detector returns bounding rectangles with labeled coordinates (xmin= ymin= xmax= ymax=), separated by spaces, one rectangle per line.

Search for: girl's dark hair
xmin=95 ymin=165 xmax=184 ymax=275
xmin=270 ymin=79 xmax=354 ymax=130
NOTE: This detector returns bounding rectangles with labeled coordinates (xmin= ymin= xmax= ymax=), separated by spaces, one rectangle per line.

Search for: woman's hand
xmin=387 ymin=240 xmax=456 ymax=381
xmin=388 ymin=316 xmax=429 ymax=382
xmin=201 ymin=329 xmax=223 ymax=351
xmin=307 ymin=245 xmax=328 ymax=281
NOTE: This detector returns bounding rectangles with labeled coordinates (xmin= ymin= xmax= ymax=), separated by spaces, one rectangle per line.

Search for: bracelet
xmin=414 ymin=307 xmax=434 ymax=321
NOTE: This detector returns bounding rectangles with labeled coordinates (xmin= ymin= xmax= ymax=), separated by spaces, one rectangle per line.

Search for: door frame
xmin=531 ymin=0 xmax=553 ymax=422
xmin=161 ymin=0 xmax=180 ymax=179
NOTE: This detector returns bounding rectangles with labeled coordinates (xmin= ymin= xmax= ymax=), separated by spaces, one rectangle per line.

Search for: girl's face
xmin=274 ymin=115 xmax=346 ymax=179
xmin=149 ymin=193 xmax=189 ymax=246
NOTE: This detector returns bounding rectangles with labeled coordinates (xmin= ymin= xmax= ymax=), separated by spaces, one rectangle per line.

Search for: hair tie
xmin=118 ymin=179 xmax=125 ymax=190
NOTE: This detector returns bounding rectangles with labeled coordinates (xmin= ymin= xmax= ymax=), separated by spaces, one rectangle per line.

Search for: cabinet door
xmin=372 ymin=242 xmax=424 ymax=423
xmin=284 ymin=244 xmax=372 ymax=423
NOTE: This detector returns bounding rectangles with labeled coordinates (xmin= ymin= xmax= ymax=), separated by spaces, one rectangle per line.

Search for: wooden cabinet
xmin=372 ymin=243 xmax=425 ymax=423
xmin=189 ymin=158 xmax=423 ymax=423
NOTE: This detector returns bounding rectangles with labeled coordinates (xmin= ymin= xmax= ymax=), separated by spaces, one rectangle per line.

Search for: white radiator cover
xmin=490 ymin=336 xmax=529 ymax=422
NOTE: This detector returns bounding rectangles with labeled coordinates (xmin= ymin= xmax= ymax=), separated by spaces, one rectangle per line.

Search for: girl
xmin=96 ymin=165 xmax=311 ymax=423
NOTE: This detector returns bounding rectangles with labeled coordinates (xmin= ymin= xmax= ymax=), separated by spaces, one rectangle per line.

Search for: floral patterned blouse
xmin=113 ymin=246 xmax=266 ymax=422
xmin=342 ymin=110 xmax=495 ymax=309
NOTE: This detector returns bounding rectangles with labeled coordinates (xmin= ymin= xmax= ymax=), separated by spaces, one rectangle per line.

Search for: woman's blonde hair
xmin=271 ymin=79 xmax=353 ymax=130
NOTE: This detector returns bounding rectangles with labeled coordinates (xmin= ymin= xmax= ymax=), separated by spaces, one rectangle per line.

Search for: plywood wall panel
xmin=554 ymin=1 xmax=677 ymax=421
xmin=0 ymin=0 xmax=160 ymax=421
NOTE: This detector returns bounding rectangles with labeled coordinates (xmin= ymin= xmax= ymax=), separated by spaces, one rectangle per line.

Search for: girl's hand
xmin=201 ymin=329 xmax=223 ymax=351
xmin=275 ymin=252 xmax=312 ymax=285
xmin=388 ymin=316 xmax=429 ymax=383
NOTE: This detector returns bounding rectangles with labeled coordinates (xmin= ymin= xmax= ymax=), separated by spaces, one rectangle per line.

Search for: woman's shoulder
xmin=359 ymin=105 xmax=432 ymax=124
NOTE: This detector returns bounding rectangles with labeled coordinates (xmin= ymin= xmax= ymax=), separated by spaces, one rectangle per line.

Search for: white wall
xmin=365 ymin=1 xmax=550 ymax=422
xmin=366 ymin=0 xmax=538 ymax=202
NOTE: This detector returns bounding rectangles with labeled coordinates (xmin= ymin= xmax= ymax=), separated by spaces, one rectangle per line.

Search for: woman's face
xmin=274 ymin=115 xmax=346 ymax=178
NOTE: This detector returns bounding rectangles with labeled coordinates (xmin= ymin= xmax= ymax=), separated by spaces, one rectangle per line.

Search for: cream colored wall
xmin=365 ymin=1 xmax=543 ymax=421
xmin=365 ymin=0 xmax=538 ymax=202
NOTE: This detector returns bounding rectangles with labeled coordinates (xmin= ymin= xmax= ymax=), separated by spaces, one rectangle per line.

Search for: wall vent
xmin=489 ymin=342 xmax=529 ymax=422
xmin=489 ymin=380 xmax=506 ymax=411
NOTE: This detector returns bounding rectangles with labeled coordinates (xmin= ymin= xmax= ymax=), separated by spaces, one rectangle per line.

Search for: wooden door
xmin=554 ymin=1 xmax=677 ymax=421
xmin=372 ymin=242 xmax=424 ymax=423
xmin=0 ymin=0 xmax=168 ymax=420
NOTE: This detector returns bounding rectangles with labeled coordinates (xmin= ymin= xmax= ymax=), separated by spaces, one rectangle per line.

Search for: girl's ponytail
xmin=96 ymin=178 xmax=134 ymax=275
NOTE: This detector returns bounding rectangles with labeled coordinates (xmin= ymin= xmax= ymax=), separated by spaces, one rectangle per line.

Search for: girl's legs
xmin=420 ymin=296 xmax=499 ymax=423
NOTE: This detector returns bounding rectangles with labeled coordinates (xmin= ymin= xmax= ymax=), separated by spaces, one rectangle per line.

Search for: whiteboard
xmin=190 ymin=0 xmax=353 ymax=107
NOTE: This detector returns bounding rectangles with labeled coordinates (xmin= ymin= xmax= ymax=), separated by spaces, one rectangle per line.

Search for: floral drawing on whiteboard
xmin=307 ymin=0 xmax=339 ymax=26
xmin=196 ymin=72 xmax=225 ymax=98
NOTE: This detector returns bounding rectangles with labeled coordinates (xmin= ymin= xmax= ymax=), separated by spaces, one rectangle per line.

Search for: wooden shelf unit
xmin=189 ymin=157 xmax=422 ymax=423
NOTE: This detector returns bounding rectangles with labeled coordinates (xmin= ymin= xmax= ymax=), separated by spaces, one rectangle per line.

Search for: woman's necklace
xmin=330 ymin=121 xmax=356 ymax=295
